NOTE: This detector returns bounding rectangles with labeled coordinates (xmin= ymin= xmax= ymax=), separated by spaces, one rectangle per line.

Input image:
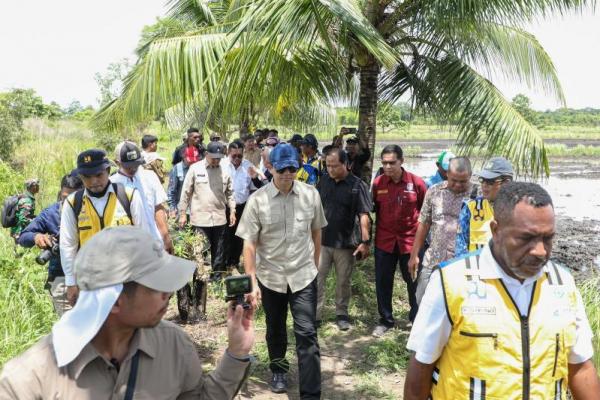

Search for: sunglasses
xmin=478 ymin=177 xmax=507 ymax=185
xmin=230 ymin=154 xmax=243 ymax=159
xmin=276 ymin=166 xmax=298 ymax=174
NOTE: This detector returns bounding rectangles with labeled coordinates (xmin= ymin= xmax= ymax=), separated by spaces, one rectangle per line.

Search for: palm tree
xmin=95 ymin=0 xmax=591 ymax=178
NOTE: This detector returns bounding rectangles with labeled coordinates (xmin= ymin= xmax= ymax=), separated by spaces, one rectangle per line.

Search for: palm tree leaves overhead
xmin=93 ymin=0 xmax=592 ymax=177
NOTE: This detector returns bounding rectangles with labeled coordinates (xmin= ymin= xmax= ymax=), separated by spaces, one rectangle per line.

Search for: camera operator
xmin=18 ymin=173 xmax=83 ymax=315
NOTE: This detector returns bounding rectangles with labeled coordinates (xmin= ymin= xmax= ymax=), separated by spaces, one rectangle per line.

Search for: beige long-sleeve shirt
xmin=0 ymin=321 xmax=249 ymax=400
xmin=178 ymin=160 xmax=236 ymax=227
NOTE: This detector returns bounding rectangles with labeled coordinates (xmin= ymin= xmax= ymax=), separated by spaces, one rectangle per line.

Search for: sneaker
xmin=269 ymin=372 xmax=288 ymax=393
xmin=371 ymin=324 xmax=392 ymax=338
xmin=336 ymin=317 xmax=351 ymax=331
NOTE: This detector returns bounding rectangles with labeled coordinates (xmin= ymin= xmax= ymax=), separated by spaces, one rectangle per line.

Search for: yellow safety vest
xmin=466 ymin=198 xmax=494 ymax=251
xmin=66 ymin=185 xmax=134 ymax=247
xmin=432 ymin=253 xmax=577 ymax=400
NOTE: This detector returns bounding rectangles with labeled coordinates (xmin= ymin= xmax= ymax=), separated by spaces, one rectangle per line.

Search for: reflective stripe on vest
xmin=432 ymin=255 xmax=577 ymax=400
xmin=467 ymin=198 xmax=494 ymax=251
xmin=67 ymin=190 xmax=133 ymax=247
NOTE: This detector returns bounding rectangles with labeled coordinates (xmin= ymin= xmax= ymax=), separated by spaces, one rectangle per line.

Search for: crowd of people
xmin=1 ymin=126 xmax=599 ymax=400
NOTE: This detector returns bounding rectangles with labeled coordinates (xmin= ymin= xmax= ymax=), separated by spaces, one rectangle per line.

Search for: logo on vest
xmin=461 ymin=305 xmax=497 ymax=315
xmin=467 ymin=280 xmax=487 ymax=299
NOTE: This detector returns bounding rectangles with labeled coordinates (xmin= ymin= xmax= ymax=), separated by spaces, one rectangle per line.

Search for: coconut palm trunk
xmin=358 ymin=61 xmax=381 ymax=183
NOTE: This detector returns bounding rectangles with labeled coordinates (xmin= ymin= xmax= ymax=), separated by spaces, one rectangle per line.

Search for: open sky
xmin=0 ymin=1 xmax=598 ymax=111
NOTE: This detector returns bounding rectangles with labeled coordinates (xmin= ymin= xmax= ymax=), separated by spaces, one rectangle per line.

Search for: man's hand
xmin=408 ymin=254 xmax=420 ymax=281
xmin=163 ymin=234 xmax=174 ymax=254
xmin=226 ymin=303 xmax=255 ymax=359
xmin=246 ymin=286 xmax=262 ymax=310
xmin=66 ymin=285 xmax=80 ymax=306
xmin=178 ymin=213 xmax=187 ymax=228
xmin=353 ymin=243 xmax=370 ymax=260
xmin=34 ymin=233 xmax=54 ymax=249
xmin=229 ymin=213 xmax=236 ymax=227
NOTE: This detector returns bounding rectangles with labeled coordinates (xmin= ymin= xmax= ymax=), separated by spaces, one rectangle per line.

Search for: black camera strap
xmin=124 ymin=351 xmax=140 ymax=400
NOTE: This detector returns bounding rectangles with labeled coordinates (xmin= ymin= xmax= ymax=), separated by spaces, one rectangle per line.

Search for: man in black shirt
xmin=331 ymin=128 xmax=371 ymax=182
xmin=316 ymin=148 xmax=372 ymax=330
xmin=171 ymin=127 xmax=206 ymax=165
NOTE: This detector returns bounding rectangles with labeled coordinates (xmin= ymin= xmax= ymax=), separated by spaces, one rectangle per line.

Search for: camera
xmin=35 ymin=236 xmax=59 ymax=265
xmin=224 ymin=275 xmax=252 ymax=310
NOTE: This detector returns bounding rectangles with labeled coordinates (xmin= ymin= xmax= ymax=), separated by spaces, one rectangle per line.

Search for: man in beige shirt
xmin=243 ymin=135 xmax=261 ymax=167
xmin=0 ymin=226 xmax=254 ymax=400
xmin=237 ymin=143 xmax=327 ymax=399
xmin=179 ymin=141 xmax=236 ymax=280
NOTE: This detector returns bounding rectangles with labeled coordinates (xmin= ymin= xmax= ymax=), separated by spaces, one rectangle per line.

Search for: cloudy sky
xmin=0 ymin=1 xmax=597 ymax=111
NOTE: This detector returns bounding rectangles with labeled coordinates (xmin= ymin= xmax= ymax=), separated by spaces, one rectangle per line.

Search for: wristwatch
xmin=360 ymin=239 xmax=371 ymax=245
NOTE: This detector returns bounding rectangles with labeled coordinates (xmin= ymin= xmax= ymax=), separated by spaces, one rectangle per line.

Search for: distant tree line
xmin=338 ymin=95 xmax=600 ymax=130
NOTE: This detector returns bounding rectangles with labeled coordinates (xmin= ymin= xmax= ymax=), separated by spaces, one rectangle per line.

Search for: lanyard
xmin=124 ymin=351 xmax=140 ymax=400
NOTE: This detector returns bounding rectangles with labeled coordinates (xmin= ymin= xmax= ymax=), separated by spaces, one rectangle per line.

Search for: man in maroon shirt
xmin=371 ymin=144 xmax=427 ymax=337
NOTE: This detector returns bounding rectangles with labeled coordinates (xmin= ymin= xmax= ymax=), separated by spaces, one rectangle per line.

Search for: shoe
xmin=315 ymin=320 xmax=322 ymax=329
xmin=336 ymin=317 xmax=351 ymax=331
xmin=371 ymin=324 xmax=392 ymax=338
xmin=209 ymin=272 xmax=223 ymax=282
xmin=269 ymin=372 xmax=288 ymax=393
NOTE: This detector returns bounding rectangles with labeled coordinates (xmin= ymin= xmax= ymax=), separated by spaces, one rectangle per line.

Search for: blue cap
xmin=270 ymin=143 xmax=299 ymax=171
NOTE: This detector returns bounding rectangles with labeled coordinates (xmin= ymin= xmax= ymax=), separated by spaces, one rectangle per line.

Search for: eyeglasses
xmin=276 ymin=166 xmax=298 ymax=174
xmin=478 ymin=177 xmax=508 ymax=185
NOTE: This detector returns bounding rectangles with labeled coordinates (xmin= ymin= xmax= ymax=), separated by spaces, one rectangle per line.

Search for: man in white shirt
xmin=60 ymin=149 xmax=149 ymax=306
xmin=110 ymin=141 xmax=174 ymax=254
xmin=404 ymin=182 xmax=599 ymax=399
xmin=220 ymin=141 xmax=256 ymax=270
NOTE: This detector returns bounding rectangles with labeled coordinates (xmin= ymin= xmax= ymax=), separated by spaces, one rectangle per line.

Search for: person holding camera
xmin=1 ymin=226 xmax=255 ymax=399
xmin=315 ymin=147 xmax=372 ymax=331
xmin=236 ymin=143 xmax=327 ymax=398
xmin=371 ymin=145 xmax=427 ymax=337
xmin=18 ymin=173 xmax=83 ymax=315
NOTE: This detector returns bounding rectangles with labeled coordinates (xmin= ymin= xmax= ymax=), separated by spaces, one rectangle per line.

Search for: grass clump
xmin=579 ymin=274 xmax=600 ymax=370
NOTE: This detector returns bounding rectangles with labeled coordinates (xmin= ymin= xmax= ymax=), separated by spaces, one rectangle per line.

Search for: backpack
xmin=70 ymin=183 xmax=133 ymax=221
xmin=1 ymin=194 xmax=23 ymax=228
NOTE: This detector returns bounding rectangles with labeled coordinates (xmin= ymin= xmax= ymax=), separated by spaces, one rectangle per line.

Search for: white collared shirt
xmin=221 ymin=158 xmax=253 ymax=205
xmin=110 ymin=168 xmax=167 ymax=242
xmin=406 ymin=245 xmax=594 ymax=365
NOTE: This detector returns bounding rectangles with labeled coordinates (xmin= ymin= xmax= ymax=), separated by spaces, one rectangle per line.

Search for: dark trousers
xmin=374 ymin=247 xmax=418 ymax=325
xmin=195 ymin=225 xmax=226 ymax=273
xmin=224 ymin=203 xmax=246 ymax=268
xmin=259 ymin=278 xmax=321 ymax=399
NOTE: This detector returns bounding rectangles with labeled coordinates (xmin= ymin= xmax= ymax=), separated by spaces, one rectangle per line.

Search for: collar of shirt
xmin=83 ymin=183 xmax=116 ymax=199
xmin=477 ymin=244 xmax=545 ymax=287
xmin=265 ymin=181 xmax=300 ymax=198
xmin=69 ymin=328 xmax=156 ymax=379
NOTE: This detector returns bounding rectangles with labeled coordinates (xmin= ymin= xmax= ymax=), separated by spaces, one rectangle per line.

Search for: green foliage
xmin=94 ymin=58 xmax=132 ymax=107
xmin=377 ymin=102 xmax=408 ymax=134
xmin=0 ymin=105 xmax=22 ymax=161
xmin=580 ymin=275 xmax=600 ymax=370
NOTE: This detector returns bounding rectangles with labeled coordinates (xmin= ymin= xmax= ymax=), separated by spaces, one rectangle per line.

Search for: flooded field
xmin=376 ymin=139 xmax=600 ymax=275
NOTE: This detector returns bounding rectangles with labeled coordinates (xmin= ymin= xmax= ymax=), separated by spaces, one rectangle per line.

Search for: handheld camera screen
xmin=225 ymin=275 xmax=252 ymax=296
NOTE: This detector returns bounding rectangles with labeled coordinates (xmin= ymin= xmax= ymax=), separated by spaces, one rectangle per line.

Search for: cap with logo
xmin=114 ymin=141 xmax=144 ymax=169
xmin=76 ymin=149 xmax=112 ymax=175
xmin=206 ymin=141 xmax=226 ymax=158
xmin=301 ymin=134 xmax=318 ymax=149
xmin=478 ymin=157 xmax=514 ymax=179
xmin=270 ymin=143 xmax=300 ymax=171
xmin=436 ymin=150 xmax=456 ymax=171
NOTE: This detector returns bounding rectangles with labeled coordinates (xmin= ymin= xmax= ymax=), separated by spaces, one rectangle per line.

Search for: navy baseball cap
xmin=270 ymin=143 xmax=299 ymax=171
xmin=76 ymin=149 xmax=111 ymax=175
xmin=288 ymin=134 xmax=303 ymax=143
xmin=206 ymin=141 xmax=226 ymax=158
xmin=478 ymin=157 xmax=514 ymax=179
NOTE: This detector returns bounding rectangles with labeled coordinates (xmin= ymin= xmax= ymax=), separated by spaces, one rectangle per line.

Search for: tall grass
xmin=579 ymin=274 xmax=600 ymax=370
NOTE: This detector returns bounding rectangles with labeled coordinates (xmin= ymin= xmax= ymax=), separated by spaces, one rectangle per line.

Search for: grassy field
xmin=0 ymin=118 xmax=599 ymax=387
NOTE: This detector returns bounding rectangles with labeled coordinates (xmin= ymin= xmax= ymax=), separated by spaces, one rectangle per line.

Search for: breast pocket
xmin=294 ymin=209 xmax=314 ymax=238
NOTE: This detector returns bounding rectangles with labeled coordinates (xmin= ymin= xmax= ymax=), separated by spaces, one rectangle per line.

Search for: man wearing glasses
xmin=236 ymin=143 xmax=327 ymax=398
xmin=455 ymin=157 xmax=513 ymax=257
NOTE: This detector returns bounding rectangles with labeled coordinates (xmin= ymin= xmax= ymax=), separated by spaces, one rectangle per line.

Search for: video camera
xmin=35 ymin=235 xmax=59 ymax=265
xmin=224 ymin=275 xmax=252 ymax=310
